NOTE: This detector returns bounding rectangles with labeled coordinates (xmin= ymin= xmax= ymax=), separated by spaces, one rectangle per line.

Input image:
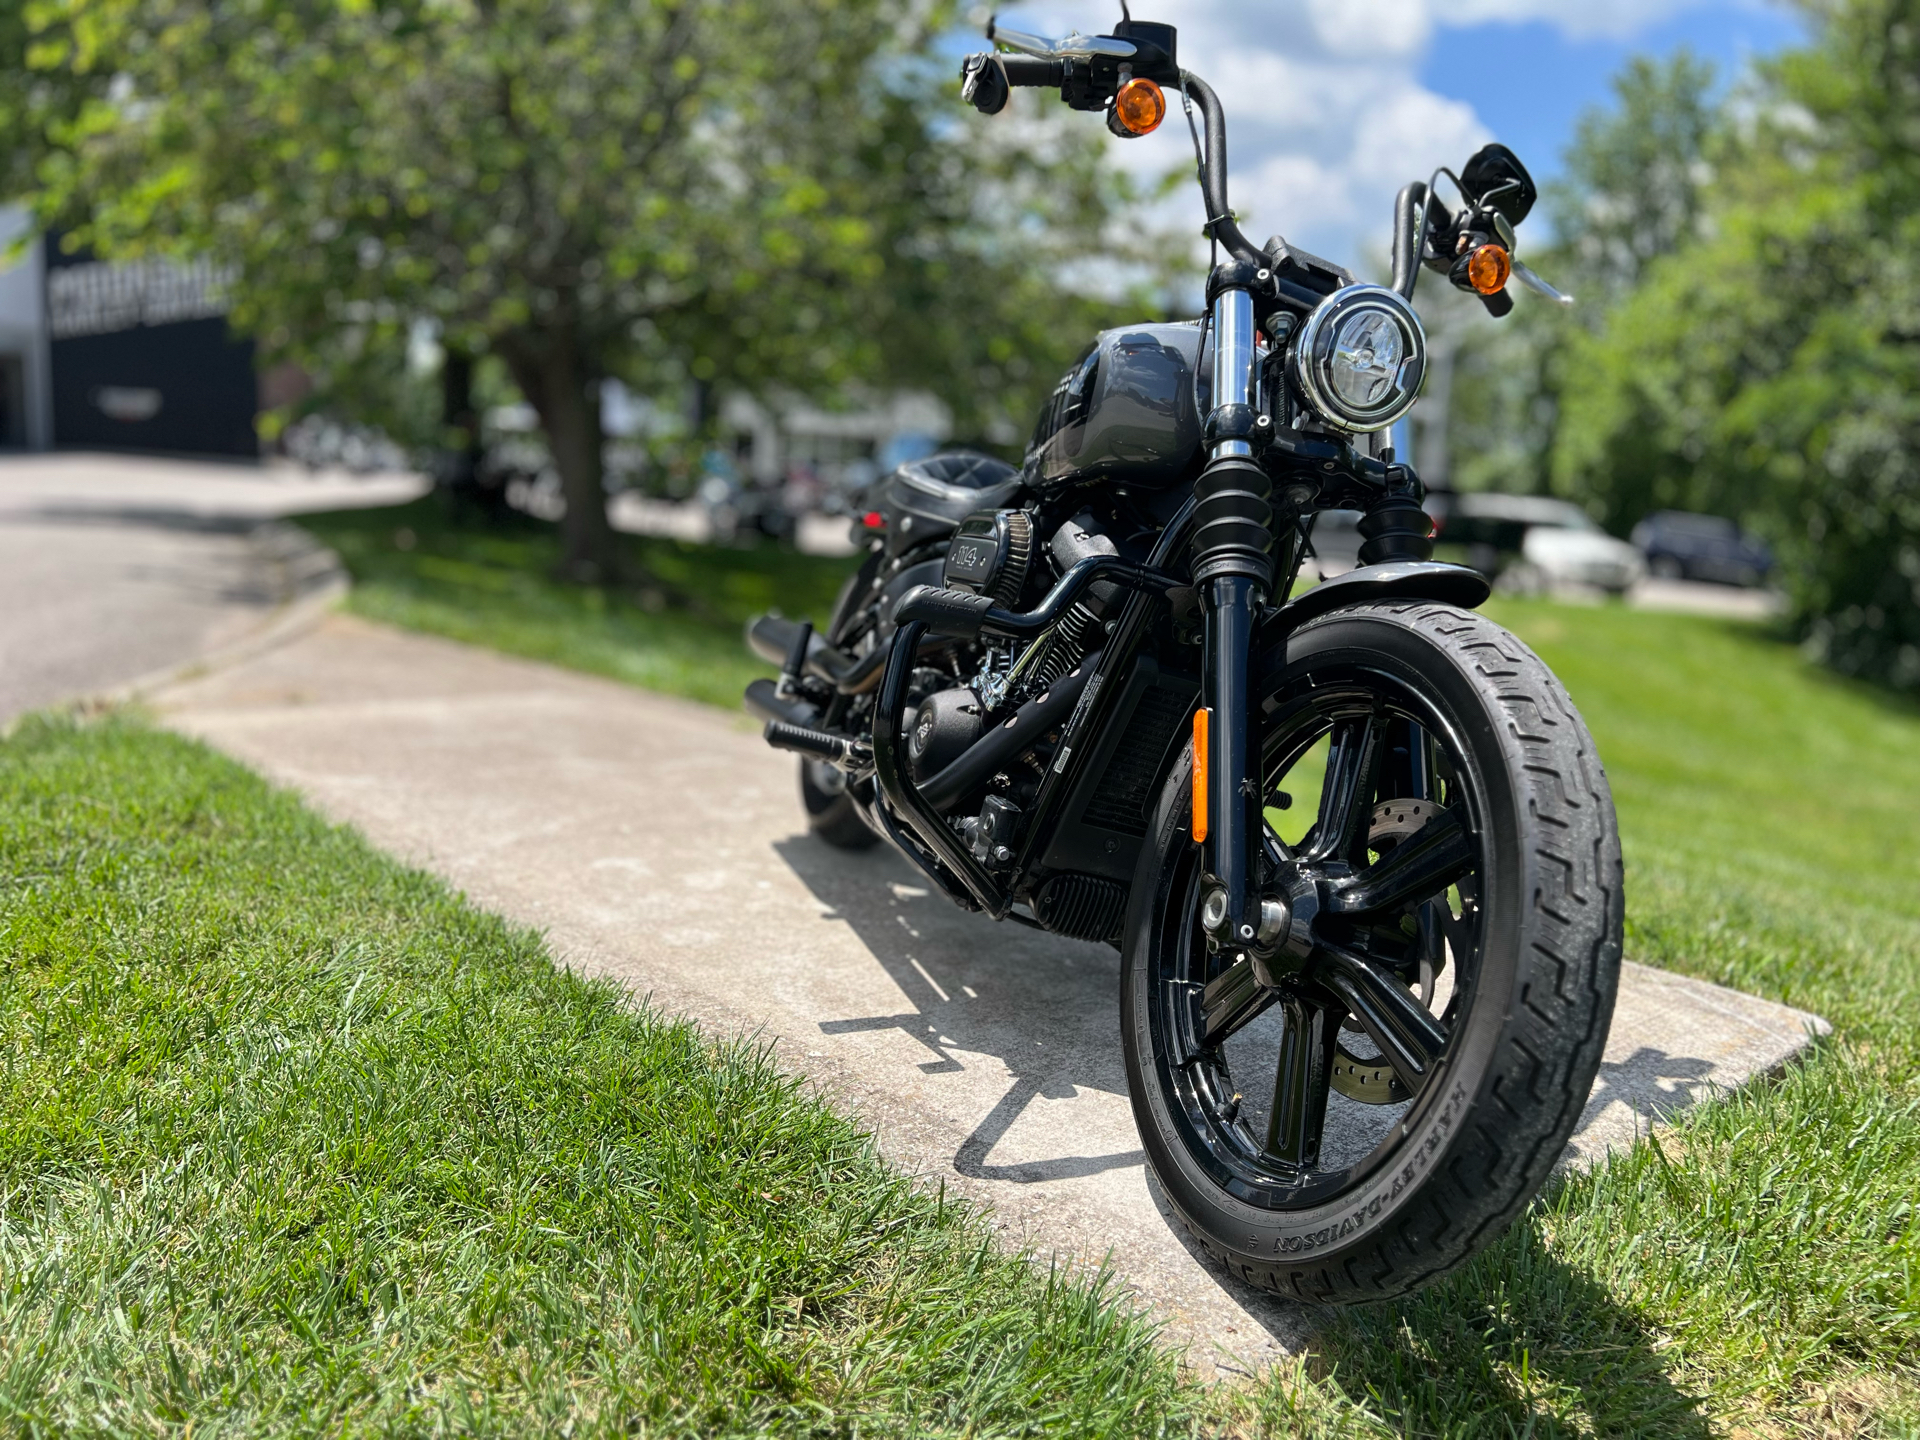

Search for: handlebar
xmin=960 ymin=49 xmax=1261 ymax=267
xmin=1178 ymin=72 xmax=1260 ymax=266
xmin=1392 ymin=181 xmax=1427 ymax=298
xmin=960 ymin=53 xmax=1064 ymax=115
xmin=1003 ymin=55 xmax=1066 ymax=88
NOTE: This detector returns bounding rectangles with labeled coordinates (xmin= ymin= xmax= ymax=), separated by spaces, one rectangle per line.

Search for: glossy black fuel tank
xmin=1026 ymin=321 xmax=1205 ymax=492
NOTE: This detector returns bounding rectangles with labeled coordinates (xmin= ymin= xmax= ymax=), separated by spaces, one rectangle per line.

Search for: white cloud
xmin=988 ymin=0 xmax=1702 ymax=273
xmin=1302 ymin=0 xmax=1434 ymax=58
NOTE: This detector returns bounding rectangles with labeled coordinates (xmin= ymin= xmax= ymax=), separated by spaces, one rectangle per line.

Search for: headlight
xmin=1289 ymin=285 xmax=1427 ymax=433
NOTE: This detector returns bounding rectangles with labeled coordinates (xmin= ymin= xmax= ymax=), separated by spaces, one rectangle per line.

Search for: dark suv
xmin=1630 ymin=511 xmax=1772 ymax=587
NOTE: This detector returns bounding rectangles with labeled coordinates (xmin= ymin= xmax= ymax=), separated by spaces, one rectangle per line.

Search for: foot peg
xmin=763 ymin=719 xmax=869 ymax=767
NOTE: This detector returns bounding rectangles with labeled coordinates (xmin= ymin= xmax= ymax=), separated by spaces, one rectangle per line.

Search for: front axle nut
xmin=1200 ymin=887 xmax=1231 ymax=936
xmin=1255 ymin=895 xmax=1292 ymax=948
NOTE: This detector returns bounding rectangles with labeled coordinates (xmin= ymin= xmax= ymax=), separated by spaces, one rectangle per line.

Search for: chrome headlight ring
xmin=1289 ymin=284 xmax=1428 ymax=434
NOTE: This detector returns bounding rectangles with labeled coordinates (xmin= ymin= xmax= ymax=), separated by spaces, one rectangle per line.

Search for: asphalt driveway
xmin=0 ymin=452 xmax=422 ymax=721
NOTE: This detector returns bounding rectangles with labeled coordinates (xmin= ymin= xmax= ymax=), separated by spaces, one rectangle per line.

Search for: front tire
xmin=1120 ymin=602 xmax=1622 ymax=1303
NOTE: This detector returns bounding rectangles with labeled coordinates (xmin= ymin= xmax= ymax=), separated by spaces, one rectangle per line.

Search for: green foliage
xmin=1550 ymin=51 xmax=1721 ymax=305
xmin=1554 ymin=0 xmax=1920 ymax=690
xmin=1437 ymin=51 xmax=1718 ymax=498
xmin=0 ymin=714 xmax=1199 ymax=1433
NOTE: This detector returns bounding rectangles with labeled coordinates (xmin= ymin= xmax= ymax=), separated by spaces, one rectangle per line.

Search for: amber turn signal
xmin=1466 ymin=243 xmax=1512 ymax=297
xmin=1113 ymin=77 xmax=1166 ymax=136
xmin=1191 ymin=707 xmax=1210 ymax=843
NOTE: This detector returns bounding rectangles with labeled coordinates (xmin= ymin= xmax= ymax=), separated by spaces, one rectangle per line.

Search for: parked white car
xmin=1519 ymin=519 xmax=1647 ymax=594
xmin=1433 ymin=492 xmax=1646 ymax=595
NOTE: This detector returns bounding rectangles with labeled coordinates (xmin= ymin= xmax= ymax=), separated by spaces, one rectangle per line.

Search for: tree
xmin=1439 ymin=52 xmax=1720 ymax=497
xmin=1553 ymin=0 xmax=1920 ymax=691
xmin=23 ymin=0 xmax=1160 ymax=577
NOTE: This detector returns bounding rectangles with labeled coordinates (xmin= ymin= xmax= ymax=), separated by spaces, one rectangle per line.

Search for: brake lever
xmin=1513 ymin=259 xmax=1574 ymax=307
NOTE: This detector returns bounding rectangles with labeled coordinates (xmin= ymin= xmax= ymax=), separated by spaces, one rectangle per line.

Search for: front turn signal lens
xmin=1191 ymin=707 xmax=1210 ymax=843
xmin=1466 ymin=243 xmax=1512 ymax=297
xmin=1113 ymin=77 xmax=1166 ymax=136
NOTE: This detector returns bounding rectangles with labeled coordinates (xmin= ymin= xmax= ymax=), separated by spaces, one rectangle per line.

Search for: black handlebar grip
xmin=894 ymin=584 xmax=996 ymax=641
xmin=1001 ymin=55 xmax=1067 ymax=87
xmin=960 ymin=53 xmax=1067 ymax=114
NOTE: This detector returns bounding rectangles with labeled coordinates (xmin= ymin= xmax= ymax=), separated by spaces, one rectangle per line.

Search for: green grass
xmin=0 ymin=715 xmax=1197 ymax=1434
xmin=297 ymin=498 xmax=852 ymax=709
xmin=296 ymin=506 xmax=1920 ymax=1435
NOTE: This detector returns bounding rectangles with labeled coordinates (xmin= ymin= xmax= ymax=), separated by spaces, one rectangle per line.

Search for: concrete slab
xmin=0 ymin=452 xmax=424 ymax=722
xmin=153 ymin=615 xmax=1829 ymax=1377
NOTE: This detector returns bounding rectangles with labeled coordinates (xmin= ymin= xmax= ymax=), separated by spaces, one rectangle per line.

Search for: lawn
xmin=296 ymin=497 xmax=853 ymax=710
xmin=0 ymin=715 xmax=1197 ymax=1434
xmin=292 ymin=502 xmax=1920 ymax=1434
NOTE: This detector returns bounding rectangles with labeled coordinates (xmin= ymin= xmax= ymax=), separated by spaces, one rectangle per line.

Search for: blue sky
xmin=1423 ymin=4 xmax=1804 ymax=189
xmin=988 ymin=1 xmax=1806 ymax=272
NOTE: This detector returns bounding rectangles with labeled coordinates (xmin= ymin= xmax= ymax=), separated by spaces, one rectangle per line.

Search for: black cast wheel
xmin=1121 ymin=602 xmax=1622 ymax=1303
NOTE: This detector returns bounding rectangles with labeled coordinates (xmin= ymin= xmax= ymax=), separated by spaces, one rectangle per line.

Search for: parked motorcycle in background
xmin=744 ymin=12 xmax=1622 ymax=1303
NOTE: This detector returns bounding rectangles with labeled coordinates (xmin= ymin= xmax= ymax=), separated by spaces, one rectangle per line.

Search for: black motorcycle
xmin=743 ymin=15 xmax=1622 ymax=1304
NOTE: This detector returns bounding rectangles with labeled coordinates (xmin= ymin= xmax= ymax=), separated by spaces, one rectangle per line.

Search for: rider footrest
xmin=763 ymin=719 xmax=865 ymax=766
xmin=744 ymin=677 xmax=818 ymax=728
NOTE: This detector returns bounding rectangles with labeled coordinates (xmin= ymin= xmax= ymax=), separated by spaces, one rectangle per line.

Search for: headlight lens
xmin=1290 ymin=285 xmax=1426 ymax=433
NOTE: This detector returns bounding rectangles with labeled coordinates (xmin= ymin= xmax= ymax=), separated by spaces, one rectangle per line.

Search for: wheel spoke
xmin=1266 ymin=996 xmax=1333 ymax=1166
xmin=1307 ymin=715 xmax=1385 ymax=865
xmin=1323 ymin=808 xmax=1475 ymax=917
xmin=1315 ymin=941 xmax=1448 ymax=1094
xmin=1202 ymin=956 xmax=1276 ymax=1047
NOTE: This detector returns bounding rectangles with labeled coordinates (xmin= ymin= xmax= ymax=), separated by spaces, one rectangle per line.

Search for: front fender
xmin=1253 ymin=561 xmax=1490 ymax=678
xmin=1267 ymin=561 xmax=1489 ymax=636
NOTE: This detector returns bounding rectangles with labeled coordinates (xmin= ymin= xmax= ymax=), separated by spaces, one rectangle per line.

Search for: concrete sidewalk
xmin=155 ymin=614 xmax=1829 ymax=1377
xmin=0 ymin=452 xmax=424 ymax=722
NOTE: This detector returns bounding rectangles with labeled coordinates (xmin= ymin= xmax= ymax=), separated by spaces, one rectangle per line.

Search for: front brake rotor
xmin=1329 ymin=798 xmax=1446 ymax=1105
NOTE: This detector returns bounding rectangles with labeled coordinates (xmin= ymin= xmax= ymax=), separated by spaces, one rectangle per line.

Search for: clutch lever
xmin=1513 ymin=258 xmax=1575 ymax=307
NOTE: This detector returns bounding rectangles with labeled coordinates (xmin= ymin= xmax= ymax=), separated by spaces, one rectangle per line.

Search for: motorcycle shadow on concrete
xmin=772 ymin=832 xmax=1146 ymax=1188
xmin=771 ymin=832 xmax=1738 ymax=1398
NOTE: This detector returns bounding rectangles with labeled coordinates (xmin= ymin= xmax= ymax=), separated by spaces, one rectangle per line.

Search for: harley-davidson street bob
xmin=742 ymin=14 xmax=1622 ymax=1303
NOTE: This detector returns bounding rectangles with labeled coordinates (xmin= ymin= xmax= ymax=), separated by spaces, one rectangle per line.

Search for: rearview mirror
xmin=1460 ymin=144 xmax=1537 ymax=227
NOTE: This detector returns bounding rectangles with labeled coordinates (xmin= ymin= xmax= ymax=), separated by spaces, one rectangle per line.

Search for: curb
xmin=77 ymin=521 xmax=349 ymax=712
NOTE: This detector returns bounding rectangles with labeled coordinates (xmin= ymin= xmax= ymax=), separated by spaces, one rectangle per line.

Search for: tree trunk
xmin=441 ymin=347 xmax=480 ymax=483
xmin=501 ymin=325 xmax=620 ymax=582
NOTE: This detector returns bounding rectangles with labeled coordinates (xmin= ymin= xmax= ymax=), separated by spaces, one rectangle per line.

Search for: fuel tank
xmin=1026 ymin=321 xmax=1205 ymax=492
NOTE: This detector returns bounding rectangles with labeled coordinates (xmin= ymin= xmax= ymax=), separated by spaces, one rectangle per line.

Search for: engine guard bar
xmin=895 ymin=554 xmax=1186 ymax=643
xmin=746 ymin=614 xmax=945 ymax=695
xmin=872 ymin=619 xmax=1011 ymax=917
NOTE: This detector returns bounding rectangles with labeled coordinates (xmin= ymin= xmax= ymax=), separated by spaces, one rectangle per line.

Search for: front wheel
xmin=1121 ymin=602 xmax=1622 ymax=1303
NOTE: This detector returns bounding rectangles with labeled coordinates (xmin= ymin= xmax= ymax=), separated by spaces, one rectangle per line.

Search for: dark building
xmin=44 ymin=244 xmax=259 ymax=457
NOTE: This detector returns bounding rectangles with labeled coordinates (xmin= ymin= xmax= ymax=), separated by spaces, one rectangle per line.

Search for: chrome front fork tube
xmin=1194 ymin=279 xmax=1275 ymax=953
xmin=1210 ymin=286 xmax=1256 ymax=461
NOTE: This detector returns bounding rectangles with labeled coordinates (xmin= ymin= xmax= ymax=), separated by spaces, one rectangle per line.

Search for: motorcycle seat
xmin=870 ymin=451 xmax=1025 ymax=556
